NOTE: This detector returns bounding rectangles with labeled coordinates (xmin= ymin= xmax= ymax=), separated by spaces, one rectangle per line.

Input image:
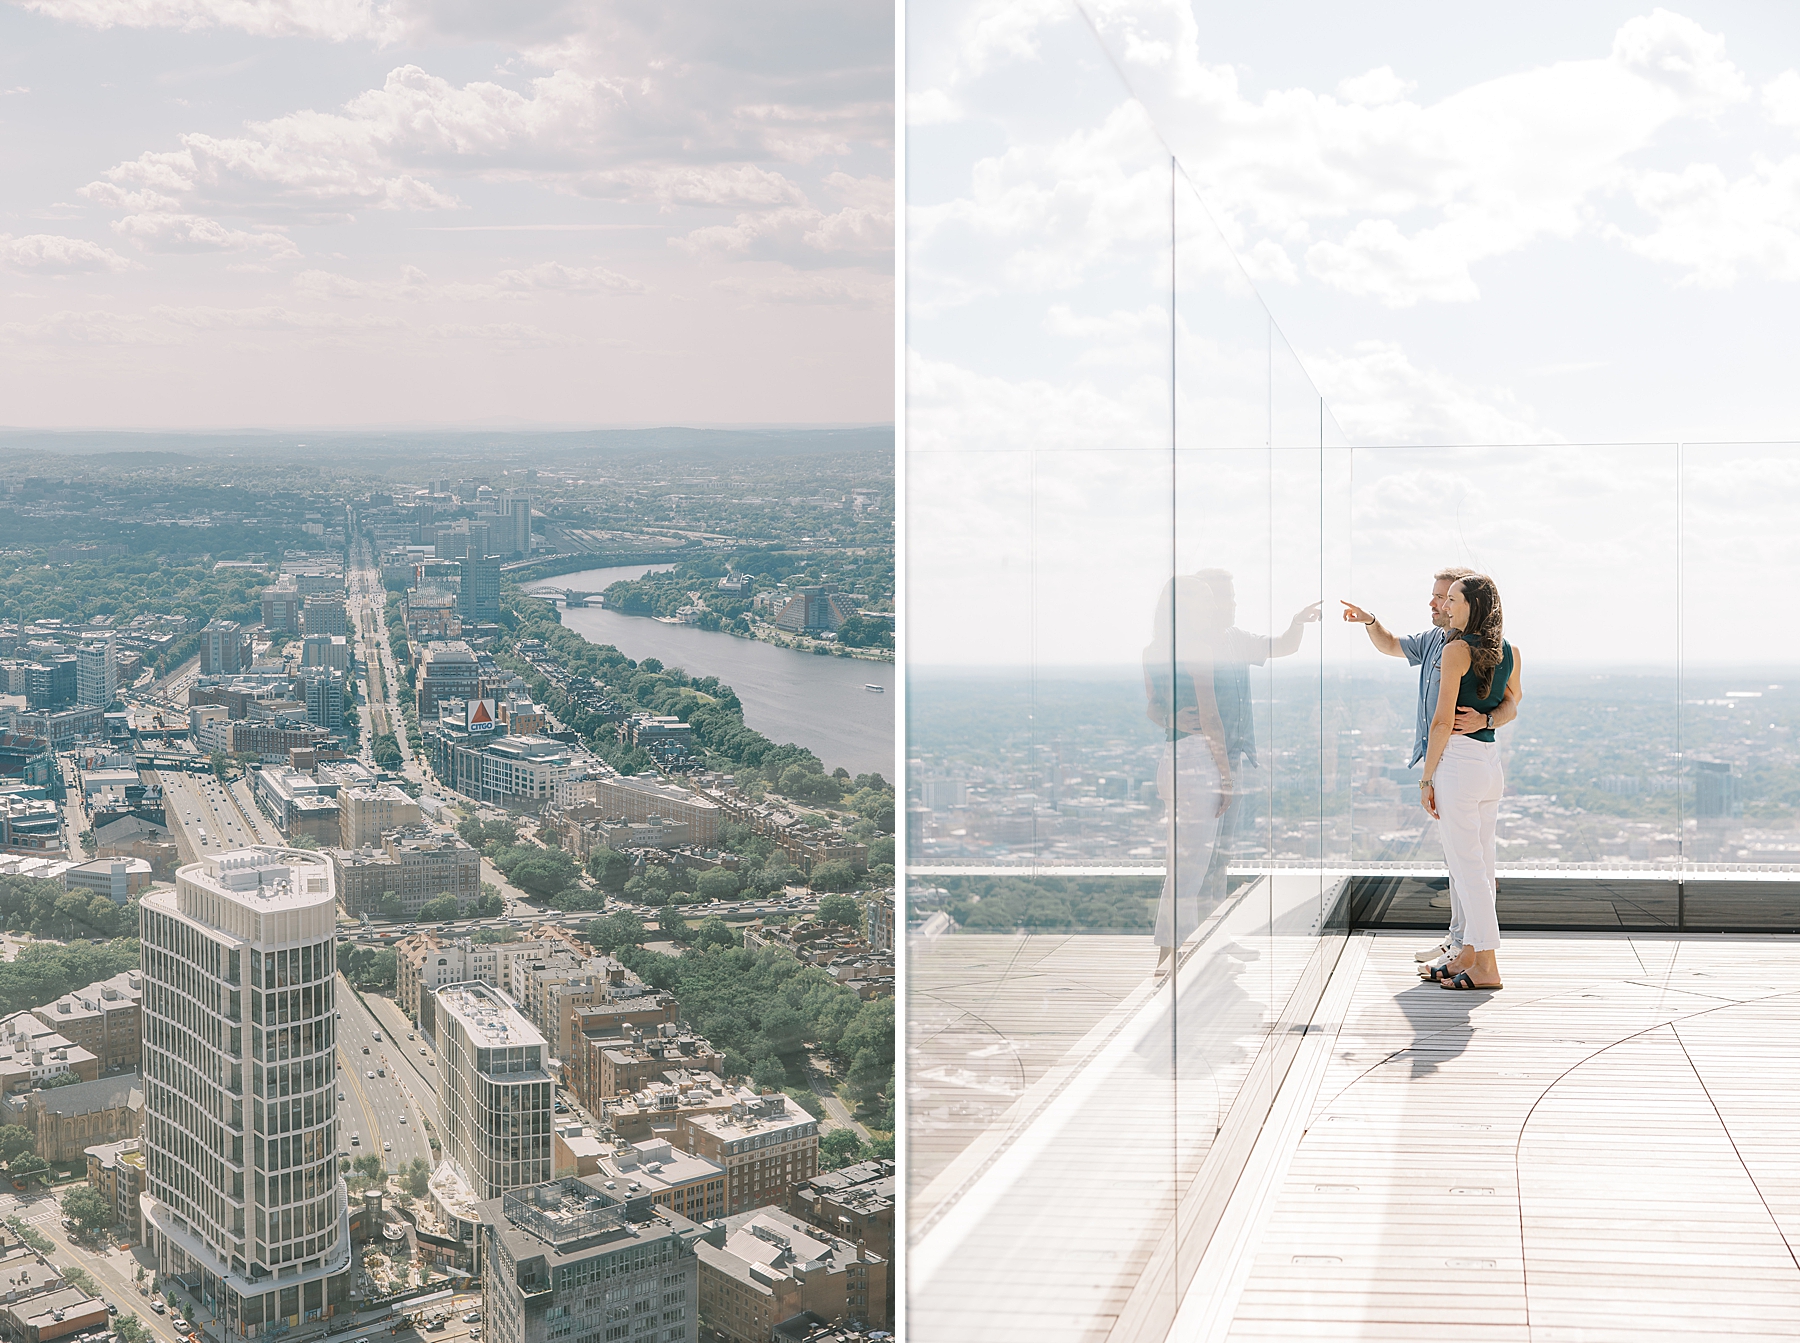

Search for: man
xmin=1341 ymin=566 xmax=1521 ymax=967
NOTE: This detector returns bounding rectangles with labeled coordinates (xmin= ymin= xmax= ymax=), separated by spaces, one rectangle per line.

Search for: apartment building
xmin=330 ymin=830 xmax=481 ymax=918
xmin=32 ymin=969 xmax=142 ymax=1071
xmin=694 ymin=1207 xmax=887 ymax=1341
xmin=675 ymin=1096 xmax=820 ymax=1218
xmin=140 ymin=848 xmax=352 ymax=1332
xmin=337 ymin=784 xmax=422 ymax=850
xmin=595 ymin=1137 xmax=726 ymax=1227
xmin=437 ymin=983 xmax=555 ymax=1201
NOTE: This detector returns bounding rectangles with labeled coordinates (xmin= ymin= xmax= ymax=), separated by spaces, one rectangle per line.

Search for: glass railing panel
xmin=1343 ymin=444 xmax=1681 ymax=931
xmin=905 ymin=4 xmax=1183 ymax=1337
xmin=1680 ymin=442 xmax=1800 ymax=926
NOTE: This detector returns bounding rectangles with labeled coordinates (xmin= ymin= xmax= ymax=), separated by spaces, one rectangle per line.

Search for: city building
xmin=336 ymin=784 xmax=421 ymax=850
xmin=62 ymin=855 xmax=154 ymax=901
xmin=229 ymin=720 xmax=333 ymax=762
xmin=556 ymin=778 xmax=720 ymax=847
xmin=477 ymin=1177 xmax=704 ymax=1343
xmin=75 ymin=638 xmax=117 ymax=708
xmin=436 ymin=982 xmax=555 ymax=1201
xmin=434 ymin=520 xmax=490 ymax=562
xmin=431 ymin=730 xmax=577 ymax=805
xmin=25 ymin=655 xmax=78 ymax=710
xmin=299 ymin=635 xmax=350 ymax=672
xmin=607 ymin=1078 xmax=750 ymax=1145
xmin=496 ymin=493 xmax=532 ymax=558
xmin=201 ymin=620 xmax=251 ymax=676
xmin=261 ymin=583 xmax=301 ymax=636
xmin=598 ymin=1030 xmax=725 ymax=1103
xmin=395 ymin=933 xmax=572 ymax=1021
xmin=17 ymin=705 xmax=106 ymax=748
xmin=0 ymin=1011 xmax=99 ymax=1091
xmin=787 ymin=1161 xmax=894 ymax=1321
xmin=418 ymin=642 xmax=480 ymax=714
xmin=32 ymin=969 xmax=143 ymax=1071
xmin=140 ymin=847 xmax=352 ymax=1334
xmin=458 ymin=555 xmax=501 ymax=625
xmin=255 ymin=767 xmax=343 ymax=845
xmin=0 ymin=795 xmax=62 ymax=855
xmin=567 ymin=1000 xmax=681 ymax=1114
xmin=596 ymin=1137 xmax=726 ymax=1226
xmin=404 ymin=590 xmax=461 ymax=643
xmin=16 ymin=1072 xmax=142 ymax=1162
xmin=0 ymin=1281 xmax=109 ymax=1343
xmin=676 ymin=1096 xmax=820 ymax=1217
xmin=299 ymin=594 xmax=348 ymax=639
xmin=330 ymin=830 xmax=481 ymax=918
xmin=299 ymin=668 xmax=345 ymax=731
xmin=694 ymin=1207 xmax=888 ymax=1341
xmin=864 ymin=896 xmax=894 ymax=954
xmin=770 ymin=587 xmax=856 ymax=636
xmin=86 ymin=1135 xmax=146 ymax=1232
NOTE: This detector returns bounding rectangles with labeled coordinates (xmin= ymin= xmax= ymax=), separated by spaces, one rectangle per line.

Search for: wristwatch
xmin=1485 ymin=713 xmax=1493 ymax=730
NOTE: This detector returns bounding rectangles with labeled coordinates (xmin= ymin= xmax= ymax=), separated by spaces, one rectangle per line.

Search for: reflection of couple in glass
xmin=1343 ymin=569 xmax=1523 ymax=991
xmin=1143 ymin=570 xmax=1320 ymax=976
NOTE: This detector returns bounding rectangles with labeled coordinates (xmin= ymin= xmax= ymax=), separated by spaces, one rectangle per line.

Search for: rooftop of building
xmin=16 ymin=1284 xmax=105 ymax=1327
xmin=419 ymin=642 xmax=475 ymax=665
xmin=683 ymin=1094 xmax=813 ymax=1142
xmin=37 ymin=970 xmax=142 ymax=1022
xmin=436 ymin=982 xmax=546 ymax=1050
xmin=174 ymin=847 xmax=334 ymax=911
xmin=698 ymin=1207 xmax=876 ymax=1290
xmin=595 ymin=1137 xmax=723 ymax=1195
xmin=480 ymin=1176 xmax=701 ymax=1265
xmin=30 ymin=1072 xmax=140 ymax=1117
xmin=796 ymin=1160 xmax=894 ymax=1201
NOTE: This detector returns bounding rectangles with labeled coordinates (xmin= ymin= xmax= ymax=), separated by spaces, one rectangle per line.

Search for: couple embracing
xmin=1343 ymin=567 xmax=1523 ymax=991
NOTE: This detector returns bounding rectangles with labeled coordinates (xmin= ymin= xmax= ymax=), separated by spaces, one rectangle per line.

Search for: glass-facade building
xmin=140 ymin=847 xmax=349 ymax=1334
xmin=436 ymin=981 xmax=556 ymax=1200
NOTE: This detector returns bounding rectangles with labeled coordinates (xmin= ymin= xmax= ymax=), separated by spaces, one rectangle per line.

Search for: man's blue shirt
xmin=1399 ymin=626 xmax=1449 ymax=768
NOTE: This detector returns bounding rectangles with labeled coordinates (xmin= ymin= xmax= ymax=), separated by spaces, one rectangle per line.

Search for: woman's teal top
xmin=1456 ymin=638 xmax=1513 ymax=742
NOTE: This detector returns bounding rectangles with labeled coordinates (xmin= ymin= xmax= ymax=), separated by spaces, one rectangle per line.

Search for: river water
xmin=524 ymin=565 xmax=894 ymax=780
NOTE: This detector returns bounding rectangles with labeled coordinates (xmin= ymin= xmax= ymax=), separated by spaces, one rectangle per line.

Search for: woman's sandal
xmin=1440 ymin=970 xmax=1502 ymax=991
xmin=1420 ymin=961 xmax=1458 ymax=982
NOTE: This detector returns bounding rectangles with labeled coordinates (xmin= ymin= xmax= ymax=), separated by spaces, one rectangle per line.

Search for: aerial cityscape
xmin=0 ymin=431 xmax=895 ymax=1343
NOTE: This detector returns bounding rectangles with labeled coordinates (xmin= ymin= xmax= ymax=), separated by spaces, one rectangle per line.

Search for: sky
xmin=906 ymin=2 xmax=1800 ymax=667
xmin=0 ymin=0 xmax=894 ymax=428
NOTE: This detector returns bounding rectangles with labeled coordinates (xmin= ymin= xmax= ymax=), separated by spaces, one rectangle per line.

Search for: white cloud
xmin=581 ymin=164 xmax=806 ymax=209
xmin=110 ymin=211 xmax=301 ymax=258
xmin=1764 ymin=70 xmax=1800 ymax=129
xmin=0 ymin=233 xmax=139 ymax=273
xmin=1303 ymin=339 xmax=1557 ymax=445
xmin=714 ymin=268 xmax=891 ymax=308
xmin=0 ymin=309 xmax=169 ymax=343
xmin=152 ymin=303 xmax=403 ymax=329
xmin=1609 ymin=157 xmax=1800 ymax=286
xmin=678 ymin=174 xmax=892 ymax=266
xmin=292 ymin=260 xmax=645 ymax=301
xmin=7 ymin=0 xmax=403 ymax=42
xmin=1336 ymin=66 xmax=1415 ymax=107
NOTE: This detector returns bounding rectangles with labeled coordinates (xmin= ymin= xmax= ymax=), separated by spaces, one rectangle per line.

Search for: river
xmin=523 ymin=565 xmax=895 ymax=780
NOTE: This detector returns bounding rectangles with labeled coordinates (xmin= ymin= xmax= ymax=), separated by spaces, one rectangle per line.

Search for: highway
xmin=156 ymin=767 xmax=277 ymax=862
xmin=336 ymin=972 xmax=434 ymax=1173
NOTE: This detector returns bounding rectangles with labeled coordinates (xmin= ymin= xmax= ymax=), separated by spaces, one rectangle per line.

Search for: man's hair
xmin=1434 ymin=565 xmax=1476 ymax=582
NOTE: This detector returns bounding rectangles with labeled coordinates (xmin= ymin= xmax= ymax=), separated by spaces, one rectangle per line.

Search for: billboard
xmin=466 ymin=698 xmax=498 ymax=732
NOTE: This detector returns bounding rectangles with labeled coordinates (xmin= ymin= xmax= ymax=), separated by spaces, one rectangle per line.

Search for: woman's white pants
xmin=1155 ymin=735 xmax=1224 ymax=948
xmin=1435 ymin=735 xmax=1504 ymax=953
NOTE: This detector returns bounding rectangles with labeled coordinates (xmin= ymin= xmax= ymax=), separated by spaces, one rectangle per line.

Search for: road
xmin=0 ymin=1185 xmax=183 ymax=1343
xmin=803 ymin=1056 xmax=872 ymax=1142
xmin=336 ymin=972 xmax=433 ymax=1172
xmin=155 ymin=768 xmax=276 ymax=863
xmin=348 ymin=542 xmax=419 ymax=776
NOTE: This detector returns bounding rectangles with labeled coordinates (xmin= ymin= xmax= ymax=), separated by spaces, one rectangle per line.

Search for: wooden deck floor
xmin=1216 ymin=932 xmax=1800 ymax=1341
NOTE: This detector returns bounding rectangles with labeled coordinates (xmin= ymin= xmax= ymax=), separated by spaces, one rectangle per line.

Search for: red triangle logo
xmin=471 ymin=701 xmax=492 ymax=724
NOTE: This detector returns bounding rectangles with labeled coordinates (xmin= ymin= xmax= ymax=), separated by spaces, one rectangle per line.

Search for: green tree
xmin=288 ymin=833 xmax=320 ymax=851
xmin=403 ymin=1157 xmax=430 ymax=1196
xmin=417 ymin=894 xmax=460 ymax=922
xmin=377 ymin=892 xmax=406 ymax=922
xmin=586 ymin=912 xmax=646 ymax=954
xmin=352 ymin=1154 xmax=385 ymax=1182
xmin=10 ymin=1153 xmax=49 ymax=1185
xmin=818 ymin=1128 xmax=868 ymax=1171
xmin=507 ymin=850 xmax=580 ymax=897
xmin=692 ymin=916 xmax=738 ymax=951
xmin=61 ymin=1185 xmax=111 ymax=1231
xmin=809 ymin=861 xmax=860 ymax=894
xmin=694 ymin=868 xmax=741 ymax=901
xmin=0 ymin=1126 xmax=33 ymax=1163
xmin=815 ymin=893 xmax=862 ymax=928
xmin=751 ymin=1054 xmax=788 ymax=1092
xmin=585 ymin=847 xmax=632 ymax=893
xmin=117 ymin=1316 xmax=148 ymax=1343
xmin=656 ymin=908 xmax=692 ymax=943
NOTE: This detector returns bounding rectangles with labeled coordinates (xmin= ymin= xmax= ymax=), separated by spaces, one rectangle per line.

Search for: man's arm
xmin=1452 ymin=653 xmax=1522 ymax=734
xmin=1340 ymin=600 xmax=1403 ymax=658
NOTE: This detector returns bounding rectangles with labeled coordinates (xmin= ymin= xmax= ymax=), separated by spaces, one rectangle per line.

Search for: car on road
xmin=172 ymin=1318 xmax=189 ymax=1331
xmin=366 ymin=1070 xmax=375 ymax=1079
xmin=338 ymin=1091 xmax=345 ymax=1100
xmin=351 ymin=1133 xmax=360 ymax=1145
xmin=419 ymin=1048 xmax=427 ymax=1056
xmin=383 ymin=1140 xmax=392 ymax=1151
xmin=151 ymin=1303 xmax=166 ymax=1315
xmin=372 ymin=1030 xmax=382 ymax=1042
xmin=377 ymin=1068 xmax=385 ymax=1077
xmin=462 ymin=1314 xmax=480 ymax=1325
xmin=408 ymin=1032 xmax=415 ymax=1040
xmin=106 ymin=1304 xmax=117 ymax=1315
xmin=398 ymin=1114 xmax=407 ymax=1124
xmin=362 ymin=1046 xmax=370 ymax=1054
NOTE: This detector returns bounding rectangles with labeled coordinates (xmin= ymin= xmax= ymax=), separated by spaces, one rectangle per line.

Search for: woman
xmin=1144 ymin=575 xmax=1234 ymax=976
xmin=1418 ymin=574 xmax=1521 ymax=991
